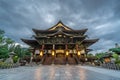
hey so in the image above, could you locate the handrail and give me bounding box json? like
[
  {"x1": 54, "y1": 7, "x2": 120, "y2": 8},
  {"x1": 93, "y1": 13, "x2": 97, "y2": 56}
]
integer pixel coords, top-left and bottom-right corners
[
  {"x1": 40, "y1": 54, "x2": 47, "y2": 64},
  {"x1": 74, "y1": 55, "x2": 80, "y2": 64}
]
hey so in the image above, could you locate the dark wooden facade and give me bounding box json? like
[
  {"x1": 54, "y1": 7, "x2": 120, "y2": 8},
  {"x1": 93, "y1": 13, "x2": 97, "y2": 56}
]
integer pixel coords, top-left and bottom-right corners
[{"x1": 21, "y1": 21, "x2": 99, "y2": 65}]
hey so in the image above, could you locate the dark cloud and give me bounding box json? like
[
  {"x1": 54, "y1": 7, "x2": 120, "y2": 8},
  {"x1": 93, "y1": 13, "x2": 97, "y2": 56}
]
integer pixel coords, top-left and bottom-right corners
[{"x1": 0, "y1": 0, "x2": 120, "y2": 53}]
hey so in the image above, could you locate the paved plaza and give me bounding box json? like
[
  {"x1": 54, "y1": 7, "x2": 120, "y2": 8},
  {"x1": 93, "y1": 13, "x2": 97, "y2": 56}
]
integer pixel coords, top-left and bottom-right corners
[{"x1": 0, "y1": 65, "x2": 120, "y2": 80}]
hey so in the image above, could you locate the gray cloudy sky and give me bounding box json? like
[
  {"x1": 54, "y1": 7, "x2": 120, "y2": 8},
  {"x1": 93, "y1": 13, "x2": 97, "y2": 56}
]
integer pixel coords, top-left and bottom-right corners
[{"x1": 0, "y1": 0, "x2": 120, "y2": 53}]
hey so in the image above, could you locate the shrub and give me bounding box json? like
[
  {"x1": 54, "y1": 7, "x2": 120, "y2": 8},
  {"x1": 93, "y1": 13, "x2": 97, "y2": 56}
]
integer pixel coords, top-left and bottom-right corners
[
  {"x1": 0, "y1": 61, "x2": 19, "y2": 69},
  {"x1": 13, "y1": 56, "x2": 19, "y2": 63}
]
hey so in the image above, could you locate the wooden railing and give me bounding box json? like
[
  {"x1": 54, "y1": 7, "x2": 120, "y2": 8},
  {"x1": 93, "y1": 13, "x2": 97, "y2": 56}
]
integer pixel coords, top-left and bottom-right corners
[
  {"x1": 40, "y1": 54, "x2": 47, "y2": 64},
  {"x1": 73, "y1": 55, "x2": 80, "y2": 64}
]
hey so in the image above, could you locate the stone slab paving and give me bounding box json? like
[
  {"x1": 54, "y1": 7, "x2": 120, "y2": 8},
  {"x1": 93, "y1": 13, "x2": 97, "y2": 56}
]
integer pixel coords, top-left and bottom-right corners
[
  {"x1": 80, "y1": 66, "x2": 120, "y2": 78},
  {"x1": 0, "y1": 65, "x2": 120, "y2": 80}
]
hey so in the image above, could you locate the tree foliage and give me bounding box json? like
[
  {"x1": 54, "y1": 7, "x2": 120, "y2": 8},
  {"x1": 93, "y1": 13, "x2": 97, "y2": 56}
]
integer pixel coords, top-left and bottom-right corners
[
  {"x1": 87, "y1": 53, "x2": 94, "y2": 57},
  {"x1": 112, "y1": 53, "x2": 119, "y2": 60},
  {"x1": 109, "y1": 48, "x2": 120, "y2": 54},
  {"x1": 0, "y1": 29, "x2": 31, "y2": 60},
  {"x1": 0, "y1": 46, "x2": 9, "y2": 58},
  {"x1": 0, "y1": 29, "x2": 10, "y2": 59}
]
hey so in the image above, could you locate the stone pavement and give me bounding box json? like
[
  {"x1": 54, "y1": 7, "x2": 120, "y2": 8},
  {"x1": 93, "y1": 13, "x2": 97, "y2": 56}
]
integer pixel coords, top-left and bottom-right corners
[
  {"x1": 80, "y1": 66, "x2": 120, "y2": 78},
  {"x1": 0, "y1": 65, "x2": 120, "y2": 80}
]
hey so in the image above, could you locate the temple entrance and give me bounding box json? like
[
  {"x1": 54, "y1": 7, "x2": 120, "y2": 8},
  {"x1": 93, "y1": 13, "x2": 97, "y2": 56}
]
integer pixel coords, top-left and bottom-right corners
[
  {"x1": 56, "y1": 50, "x2": 65, "y2": 57},
  {"x1": 55, "y1": 49, "x2": 65, "y2": 57},
  {"x1": 56, "y1": 53, "x2": 65, "y2": 57},
  {"x1": 54, "y1": 52, "x2": 66, "y2": 65},
  {"x1": 56, "y1": 50, "x2": 65, "y2": 54}
]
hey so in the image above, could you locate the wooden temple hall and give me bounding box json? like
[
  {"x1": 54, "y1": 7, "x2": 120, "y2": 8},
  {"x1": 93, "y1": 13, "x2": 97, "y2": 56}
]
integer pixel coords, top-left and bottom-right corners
[{"x1": 21, "y1": 21, "x2": 99, "y2": 65}]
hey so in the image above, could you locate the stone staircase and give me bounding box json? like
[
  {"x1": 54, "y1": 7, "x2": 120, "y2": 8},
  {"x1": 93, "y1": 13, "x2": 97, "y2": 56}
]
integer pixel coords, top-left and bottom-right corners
[
  {"x1": 42, "y1": 56, "x2": 53, "y2": 65},
  {"x1": 54, "y1": 57, "x2": 66, "y2": 65},
  {"x1": 67, "y1": 56, "x2": 77, "y2": 65}
]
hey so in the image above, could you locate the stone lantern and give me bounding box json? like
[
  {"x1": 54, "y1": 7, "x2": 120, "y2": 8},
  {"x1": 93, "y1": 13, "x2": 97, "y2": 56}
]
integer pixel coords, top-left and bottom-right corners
[{"x1": 5, "y1": 52, "x2": 15, "y2": 64}]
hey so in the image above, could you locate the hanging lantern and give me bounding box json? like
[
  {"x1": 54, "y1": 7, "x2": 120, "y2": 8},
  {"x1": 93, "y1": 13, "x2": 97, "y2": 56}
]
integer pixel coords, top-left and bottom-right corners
[
  {"x1": 52, "y1": 50, "x2": 55, "y2": 56},
  {"x1": 66, "y1": 50, "x2": 69, "y2": 56},
  {"x1": 40, "y1": 50, "x2": 43, "y2": 57},
  {"x1": 77, "y1": 50, "x2": 81, "y2": 56}
]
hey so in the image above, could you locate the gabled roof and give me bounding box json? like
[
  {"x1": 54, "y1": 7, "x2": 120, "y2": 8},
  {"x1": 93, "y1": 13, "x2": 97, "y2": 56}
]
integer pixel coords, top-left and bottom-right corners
[
  {"x1": 21, "y1": 39, "x2": 40, "y2": 47},
  {"x1": 32, "y1": 21, "x2": 88, "y2": 35},
  {"x1": 21, "y1": 21, "x2": 99, "y2": 49},
  {"x1": 82, "y1": 39, "x2": 99, "y2": 47},
  {"x1": 32, "y1": 28, "x2": 57, "y2": 34},
  {"x1": 47, "y1": 30, "x2": 73, "y2": 37},
  {"x1": 63, "y1": 28, "x2": 88, "y2": 34},
  {"x1": 83, "y1": 39, "x2": 99, "y2": 43},
  {"x1": 86, "y1": 49, "x2": 93, "y2": 52},
  {"x1": 73, "y1": 35, "x2": 87, "y2": 38},
  {"x1": 48, "y1": 21, "x2": 73, "y2": 31}
]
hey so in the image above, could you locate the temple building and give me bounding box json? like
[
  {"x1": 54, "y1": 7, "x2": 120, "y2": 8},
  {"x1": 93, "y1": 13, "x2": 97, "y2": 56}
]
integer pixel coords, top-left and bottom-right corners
[{"x1": 21, "y1": 21, "x2": 99, "y2": 65}]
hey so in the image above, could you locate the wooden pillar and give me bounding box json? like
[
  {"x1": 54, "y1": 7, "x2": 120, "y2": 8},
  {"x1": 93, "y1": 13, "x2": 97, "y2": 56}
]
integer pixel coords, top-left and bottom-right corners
[
  {"x1": 31, "y1": 48, "x2": 35, "y2": 56},
  {"x1": 40, "y1": 44, "x2": 44, "y2": 57},
  {"x1": 65, "y1": 44, "x2": 69, "y2": 64},
  {"x1": 84, "y1": 46, "x2": 87, "y2": 57},
  {"x1": 31, "y1": 48, "x2": 36, "y2": 63},
  {"x1": 53, "y1": 44, "x2": 55, "y2": 50},
  {"x1": 52, "y1": 44, "x2": 55, "y2": 55},
  {"x1": 71, "y1": 38, "x2": 73, "y2": 43},
  {"x1": 65, "y1": 44, "x2": 68, "y2": 50},
  {"x1": 30, "y1": 48, "x2": 35, "y2": 64},
  {"x1": 42, "y1": 44, "x2": 44, "y2": 50},
  {"x1": 76, "y1": 44, "x2": 78, "y2": 51},
  {"x1": 65, "y1": 44, "x2": 69, "y2": 56},
  {"x1": 52, "y1": 44, "x2": 55, "y2": 64}
]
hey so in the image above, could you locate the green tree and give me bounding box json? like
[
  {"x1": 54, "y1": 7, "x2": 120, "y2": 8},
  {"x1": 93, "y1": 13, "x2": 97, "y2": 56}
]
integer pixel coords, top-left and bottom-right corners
[
  {"x1": 0, "y1": 29, "x2": 31, "y2": 62},
  {"x1": 109, "y1": 48, "x2": 120, "y2": 54},
  {"x1": 95, "y1": 53, "x2": 105, "y2": 63},
  {"x1": 0, "y1": 45, "x2": 9, "y2": 59},
  {"x1": 112, "y1": 53, "x2": 119, "y2": 60},
  {"x1": 112, "y1": 53, "x2": 120, "y2": 64},
  {"x1": 87, "y1": 53, "x2": 94, "y2": 57},
  {"x1": 0, "y1": 29, "x2": 14, "y2": 59},
  {"x1": 0, "y1": 29, "x2": 8, "y2": 59},
  {"x1": 13, "y1": 45, "x2": 31, "y2": 58}
]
